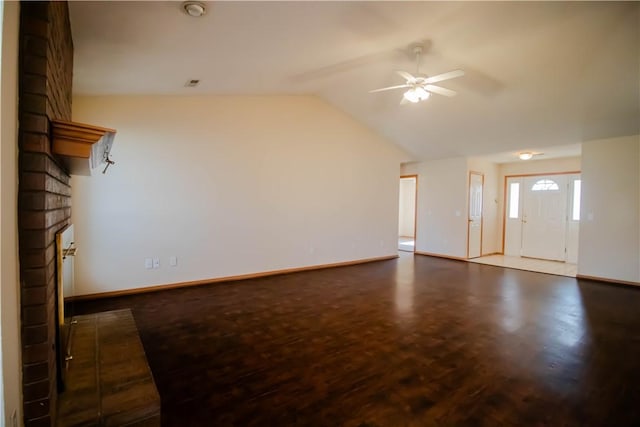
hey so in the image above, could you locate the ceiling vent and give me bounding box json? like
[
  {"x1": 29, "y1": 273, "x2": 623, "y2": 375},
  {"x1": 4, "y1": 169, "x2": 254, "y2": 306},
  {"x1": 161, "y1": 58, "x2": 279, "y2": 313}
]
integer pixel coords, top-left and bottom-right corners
[{"x1": 185, "y1": 79, "x2": 200, "y2": 87}]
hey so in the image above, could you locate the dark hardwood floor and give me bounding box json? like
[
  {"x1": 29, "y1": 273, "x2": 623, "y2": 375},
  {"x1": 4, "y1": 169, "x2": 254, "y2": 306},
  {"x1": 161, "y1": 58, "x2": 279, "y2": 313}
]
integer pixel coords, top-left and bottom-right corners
[{"x1": 73, "y1": 253, "x2": 640, "y2": 426}]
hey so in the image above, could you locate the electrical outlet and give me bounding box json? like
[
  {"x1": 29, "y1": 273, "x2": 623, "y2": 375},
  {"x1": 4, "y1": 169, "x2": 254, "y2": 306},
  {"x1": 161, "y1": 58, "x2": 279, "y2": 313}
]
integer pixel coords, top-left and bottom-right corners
[
  {"x1": 169, "y1": 256, "x2": 177, "y2": 267},
  {"x1": 144, "y1": 258, "x2": 153, "y2": 269},
  {"x1": 153, "y1": 258, "x2": 160, "y2": 269}
]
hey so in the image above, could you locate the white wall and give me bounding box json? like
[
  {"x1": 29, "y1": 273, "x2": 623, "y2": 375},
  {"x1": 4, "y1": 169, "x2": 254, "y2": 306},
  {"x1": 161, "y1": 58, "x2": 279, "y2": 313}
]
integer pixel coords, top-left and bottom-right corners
[
  {"x1": 402, "y1": 158, "x2": 468, "y2": 258},
  {"x1": 398, "y1": 177, "x2": 416, "y2": 237},
  {"x1": 467, "y1": 158, "x2": 500, "y2": 255},
  {"x1": 71, "y1": 96, "x2": 405, "y2": 295},
  {"x1": 578, "y1": 135, "x2": 640, "y2": 283},
  {"x1": 1, "y1": 1, "x2": 22, "y2": 424}
]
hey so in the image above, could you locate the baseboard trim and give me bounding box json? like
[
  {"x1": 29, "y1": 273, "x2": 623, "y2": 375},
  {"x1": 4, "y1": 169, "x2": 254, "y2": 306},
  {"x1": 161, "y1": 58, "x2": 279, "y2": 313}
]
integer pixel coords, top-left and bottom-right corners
[
  {"x1": 576, "y1": 274, "x2": 640, "y2": 288},
  {"x1": 67, "y1": 255, "x2": 400, "y2": 302},
  {"x1": 415, "y1": 251, "x2": 467, "y2": 261}
]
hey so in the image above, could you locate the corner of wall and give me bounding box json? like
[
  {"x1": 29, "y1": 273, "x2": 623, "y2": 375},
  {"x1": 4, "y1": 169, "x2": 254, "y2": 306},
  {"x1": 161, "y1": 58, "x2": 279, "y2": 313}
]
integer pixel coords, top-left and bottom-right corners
[
  {"x1": 312, "y1": 95, "x2": 413, "y2": 163},
  {"x1": 1, "y1": 0, "x2": 23, "y2": 425}
]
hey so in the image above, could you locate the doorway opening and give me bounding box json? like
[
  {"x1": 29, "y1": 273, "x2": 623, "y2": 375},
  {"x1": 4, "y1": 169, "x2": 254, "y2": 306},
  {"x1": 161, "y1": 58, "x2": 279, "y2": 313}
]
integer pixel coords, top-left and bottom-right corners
[{"x1": 398, "y1": 175, "x2": 417, "y2": 252}]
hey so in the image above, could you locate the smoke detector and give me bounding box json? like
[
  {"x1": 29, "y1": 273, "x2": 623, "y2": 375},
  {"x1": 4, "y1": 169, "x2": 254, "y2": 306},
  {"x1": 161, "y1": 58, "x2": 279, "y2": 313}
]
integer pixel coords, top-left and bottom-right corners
[{"x1": 182, "y1": 1, "x2": 206, "y2": 17}]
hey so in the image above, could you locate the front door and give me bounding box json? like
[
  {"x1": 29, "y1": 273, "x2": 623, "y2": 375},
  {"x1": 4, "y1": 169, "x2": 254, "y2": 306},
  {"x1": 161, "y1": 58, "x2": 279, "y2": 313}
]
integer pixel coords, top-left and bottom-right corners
[{"x1": 521, "y1": 175, "x2": 568, "y2": 261}]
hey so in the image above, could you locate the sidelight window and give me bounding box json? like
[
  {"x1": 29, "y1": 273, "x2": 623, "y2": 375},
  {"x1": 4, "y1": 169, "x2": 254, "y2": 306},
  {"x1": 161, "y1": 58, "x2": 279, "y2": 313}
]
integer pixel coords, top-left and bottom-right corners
[
  {"x1": 508, "y1": 182, "x2": 520, "y2": 219},
  {"x1": 572, "y1": 180, "x2": 581, "y2": 221}
]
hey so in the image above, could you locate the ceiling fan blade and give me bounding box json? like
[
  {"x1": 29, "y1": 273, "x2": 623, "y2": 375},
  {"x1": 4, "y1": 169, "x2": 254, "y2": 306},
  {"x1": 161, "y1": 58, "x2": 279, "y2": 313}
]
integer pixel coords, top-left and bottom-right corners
[
  {"x1": 399, "y1": 97, "x2": 410, "y2": 106},
  {"x1": 424, "y1": 69, "x2": 465, "y2": 84},
  {"x1": 396, "y1": 70, "x2": 416, "y2": 82},
  {"x1": 369, "y1": 84, "x2": 410, "y2": 93},
  {"x1": 425, "y1": 84, "x2": 457, "y2": 97}
]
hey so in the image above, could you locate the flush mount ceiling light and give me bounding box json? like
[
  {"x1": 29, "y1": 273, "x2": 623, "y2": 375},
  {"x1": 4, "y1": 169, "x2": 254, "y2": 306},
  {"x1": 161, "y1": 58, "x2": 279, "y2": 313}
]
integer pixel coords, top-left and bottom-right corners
[
  {"x1": 182, "y1": 1, "x2": 206, "y2": 17},
  {"x1": 518, "y1": 151, "x2": 543, "y2": 160}
]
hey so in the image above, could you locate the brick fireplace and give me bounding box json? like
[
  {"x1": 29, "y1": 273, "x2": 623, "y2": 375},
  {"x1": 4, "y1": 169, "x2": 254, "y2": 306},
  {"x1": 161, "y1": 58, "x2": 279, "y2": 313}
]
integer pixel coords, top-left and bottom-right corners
[{"x1": 18, "y1": 1, "x2": 73, "y2": 425}]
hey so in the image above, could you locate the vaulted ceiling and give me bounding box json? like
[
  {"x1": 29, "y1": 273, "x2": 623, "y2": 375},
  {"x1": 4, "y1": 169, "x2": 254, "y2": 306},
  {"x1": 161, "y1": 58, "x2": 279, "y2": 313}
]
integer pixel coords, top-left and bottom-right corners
[{"x1": 69, "y1": 1, "x2": 639, "y2": 162}]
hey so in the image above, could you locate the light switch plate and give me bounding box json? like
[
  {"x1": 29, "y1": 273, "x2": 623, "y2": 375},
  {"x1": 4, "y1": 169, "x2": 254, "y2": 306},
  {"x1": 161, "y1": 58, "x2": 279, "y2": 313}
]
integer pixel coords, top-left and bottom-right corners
[
  {"x1": 169, "y1": 256, "x2": 177, "y2": 267},
  {"x1": 153, "y1": 258, "x2": 160, "y2": 268}
]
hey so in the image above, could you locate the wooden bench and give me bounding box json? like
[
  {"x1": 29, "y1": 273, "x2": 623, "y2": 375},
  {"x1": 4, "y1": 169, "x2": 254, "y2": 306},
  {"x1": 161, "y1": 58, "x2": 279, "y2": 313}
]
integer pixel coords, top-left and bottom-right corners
[{"x1": 57, "y1": 309, "x2": 161, "y2": 426}]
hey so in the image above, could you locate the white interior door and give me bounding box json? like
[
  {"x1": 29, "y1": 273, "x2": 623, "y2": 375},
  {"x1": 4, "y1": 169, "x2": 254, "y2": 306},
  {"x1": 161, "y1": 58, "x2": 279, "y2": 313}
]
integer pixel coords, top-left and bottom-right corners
[
  {"x1": 468, "y1": 172, "x2": 483, "y2": 258},
  {"x1": 521, "y1": 175, "x2": 567, "y2": 261}
]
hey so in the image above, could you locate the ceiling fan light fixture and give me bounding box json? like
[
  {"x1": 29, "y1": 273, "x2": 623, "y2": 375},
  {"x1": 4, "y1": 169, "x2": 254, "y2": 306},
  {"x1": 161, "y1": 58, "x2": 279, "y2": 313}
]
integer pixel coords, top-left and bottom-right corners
[
  {"x1": 369, "y1": 42, "x2": 463, "y2": 103},
  {"x1": 182, "y1": 1, "x2": 206, "y2": 17},
  {"x1": 518, "y1": 152, "x2": 534, "y2": 160},
  {"x1": 404, "y1": 87, "x2": 430, "y2": 103}
]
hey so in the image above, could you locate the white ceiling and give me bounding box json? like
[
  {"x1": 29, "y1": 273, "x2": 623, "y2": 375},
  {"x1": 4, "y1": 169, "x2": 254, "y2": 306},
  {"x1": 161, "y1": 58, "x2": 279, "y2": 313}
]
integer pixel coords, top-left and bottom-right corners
[{"x1": 69, "y1": 1, "x2": 639, "y2": 162}]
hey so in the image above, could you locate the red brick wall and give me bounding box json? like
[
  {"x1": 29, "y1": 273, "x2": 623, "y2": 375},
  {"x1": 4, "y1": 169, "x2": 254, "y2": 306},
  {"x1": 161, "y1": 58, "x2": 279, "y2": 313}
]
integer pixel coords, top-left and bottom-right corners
[{"x1": 18, "y1": 1, "x2": 73, "y2": 425}]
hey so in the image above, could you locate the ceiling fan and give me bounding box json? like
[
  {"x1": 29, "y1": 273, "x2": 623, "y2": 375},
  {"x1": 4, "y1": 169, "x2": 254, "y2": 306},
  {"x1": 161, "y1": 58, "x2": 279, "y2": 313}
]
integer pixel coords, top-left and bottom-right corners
[{"x1": 370, "y1": 45, "x2": 464, "y2": 103}]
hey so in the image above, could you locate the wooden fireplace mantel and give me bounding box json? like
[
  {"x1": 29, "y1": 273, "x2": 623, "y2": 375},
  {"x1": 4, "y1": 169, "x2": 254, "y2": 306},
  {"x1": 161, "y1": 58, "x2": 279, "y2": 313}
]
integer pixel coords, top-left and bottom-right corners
[{"x1": 51, "y1": 119, "x2": 116, "y2": 175}]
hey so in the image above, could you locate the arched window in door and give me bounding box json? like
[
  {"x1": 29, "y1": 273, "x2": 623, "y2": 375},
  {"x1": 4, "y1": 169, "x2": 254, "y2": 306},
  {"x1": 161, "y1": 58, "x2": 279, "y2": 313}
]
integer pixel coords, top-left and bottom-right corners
[{"x1": 531, "y1": 179, "x2": 559, "y2": 191}]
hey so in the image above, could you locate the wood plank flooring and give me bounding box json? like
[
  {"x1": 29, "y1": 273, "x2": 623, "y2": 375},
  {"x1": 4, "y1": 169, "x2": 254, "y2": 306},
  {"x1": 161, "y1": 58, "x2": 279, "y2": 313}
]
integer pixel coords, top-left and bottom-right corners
[{"x1": 73, "y1": 253, "x2": 640, "y2": 426}]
